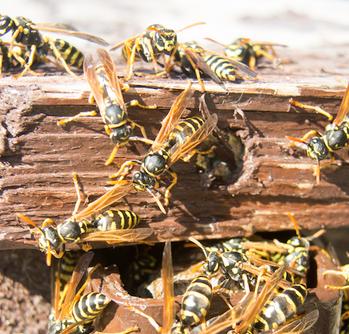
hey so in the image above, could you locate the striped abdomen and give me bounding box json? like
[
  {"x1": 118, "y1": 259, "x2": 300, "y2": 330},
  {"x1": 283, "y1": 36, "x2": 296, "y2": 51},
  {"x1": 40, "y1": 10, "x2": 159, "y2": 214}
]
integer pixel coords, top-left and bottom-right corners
[
  {"x1": 208, "y1": 237, "x2": 247, "y2": 253},
  {"x1": 57, "y1": 251, "x2": 79, "y2": 288},
  {"x1": 92, "y1": 209, "x2": 140, "y2": 231},
  {"x1": 54, "y1": 38, "x2": 84, "y2": 69},
  {"x1": 164, "y1": 116, "x2": 205, "y2": 156},
  {"x1": 72, "y1": 292, "x2": 110, "y2": 323},
  {"x1": 180, "y1": 275, "x2": 212, "y2": 327},
  {"x1": 203, "y1": 54, "x2": 237, "y2": 81},
  {"x1": 254, "y1": 284, "x2": 307, "y2": 331}
]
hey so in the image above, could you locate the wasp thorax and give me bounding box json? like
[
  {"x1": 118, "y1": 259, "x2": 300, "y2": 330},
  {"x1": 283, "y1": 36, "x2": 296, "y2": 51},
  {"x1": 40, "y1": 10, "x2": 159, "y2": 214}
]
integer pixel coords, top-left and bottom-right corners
[
  {"x1": 133, "y1": 171, "x2": 156, "y2": 190},
  {"x1": 39, "y1": 226, "x2": 61, "y2": 252},
  {"x1": 326, "y1": 128, "x2": 347, "y2": 150},
  {"x1": 307, "y1": 137, "x2": 329, "y2": 161},
  {"x1": 143, "y1": 153, "x2": 166, "y2": 175},
  {"x1": 110, "y1": 124, "x2": 132, "y2": 144},
  {"x1": 57, "y1": 220, "x2": 82, "y2": 243}
]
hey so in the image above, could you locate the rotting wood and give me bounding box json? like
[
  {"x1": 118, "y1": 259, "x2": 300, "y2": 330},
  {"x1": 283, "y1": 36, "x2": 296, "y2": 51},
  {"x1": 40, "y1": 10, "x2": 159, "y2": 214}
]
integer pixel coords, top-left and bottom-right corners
[{"x1": 1, "y1": 61, "x2": 349, "y2": 250}]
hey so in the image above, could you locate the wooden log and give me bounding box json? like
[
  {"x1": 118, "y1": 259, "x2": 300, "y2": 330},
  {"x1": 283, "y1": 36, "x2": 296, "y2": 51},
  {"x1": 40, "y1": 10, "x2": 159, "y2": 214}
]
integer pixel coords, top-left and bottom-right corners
[{"x1": 1, "y1": 68, "x2": 349, "y2": 249}]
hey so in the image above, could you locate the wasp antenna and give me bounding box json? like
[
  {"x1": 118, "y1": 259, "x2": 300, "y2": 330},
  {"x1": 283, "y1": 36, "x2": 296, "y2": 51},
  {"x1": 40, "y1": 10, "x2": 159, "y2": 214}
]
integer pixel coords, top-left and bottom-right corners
[
  {"x1": 177, "y1": 21, "x2": 206, "y2": 33},
  {"x1": 17, "y1": 213, "x2": 44, "y2": 234},
  {"x1": 287, "y1": 212, "x2": 302, "y2": 239},
  {"x1": 188, "y1": 237, "x2": 208, "y2": 258},
  {"x1": 307, "y1": 229, "x2": 326, "y2": 241}
]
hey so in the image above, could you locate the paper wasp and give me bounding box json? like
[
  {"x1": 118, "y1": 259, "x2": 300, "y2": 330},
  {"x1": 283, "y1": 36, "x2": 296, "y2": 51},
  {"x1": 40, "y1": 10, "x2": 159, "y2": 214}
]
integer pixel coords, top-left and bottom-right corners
[
  {"x1": 49, "y1": 252, "x2": 110, "y2": 334},
  {"x1": 206, "y1": 37, "x2": 286, "y2": 70},
  {"x1": 109, "y1": 22, "x2": 204, "y2": 80},
  {"x1": 166, "y1": 41, "x2": 257, "y2": 91},
  {"x1": 17, "y1": 173, "x2": 152, "y2": 266},
  {"x1": 286, "y1": 84, "x2": 349, "y2": 183},
  {"x1": 200, "y1": 265, "x2": 318, "y2": 334},
  {"x1": 57, "y1": 48, "x2": 156, "y2": 165},
  {"x1": 108, "y1": 82, "x2": 218, "y2": 213},
  {"x1": 0, "y1": 15, "x2": 108, "y2": 77}
]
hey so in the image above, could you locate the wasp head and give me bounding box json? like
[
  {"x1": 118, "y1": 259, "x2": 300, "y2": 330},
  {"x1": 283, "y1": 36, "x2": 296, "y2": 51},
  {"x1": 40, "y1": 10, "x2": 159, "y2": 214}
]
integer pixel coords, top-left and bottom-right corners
[
  {"x1": 307, "y1": 137, "x2": 329, "y2": 161},
  {"x1": 149, "y1": 24, "x2": 177, "y2": 54},
  {"x1": 132, "y1": 170, "x2": 156, "y2": 191},
  {"x1": 38, "y1": 226, "x2": 62, "y2": 253},
  {"x1": 110, "y1": 124, "x2": 132, "y2": 145}
]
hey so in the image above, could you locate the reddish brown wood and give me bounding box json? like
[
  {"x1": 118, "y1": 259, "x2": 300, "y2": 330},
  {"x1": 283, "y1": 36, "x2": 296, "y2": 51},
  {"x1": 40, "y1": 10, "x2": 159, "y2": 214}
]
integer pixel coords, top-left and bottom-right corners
[{"x1": 1, "y1": 57, "x2": 349, "y2": 249}]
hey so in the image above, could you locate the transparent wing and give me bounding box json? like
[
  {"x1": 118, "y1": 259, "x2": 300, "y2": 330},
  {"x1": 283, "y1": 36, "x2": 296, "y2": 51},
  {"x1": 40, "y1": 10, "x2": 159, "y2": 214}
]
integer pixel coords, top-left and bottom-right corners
[
  {"x1": 151, "y1": 82, "x2": 194, "y2": 152},
  {"x1": 334, "y1": 84, "x2": 349, "y2": 125},
  {"x1": 71, "y1": 180, "x2": 133, "y2": 221},
  {"x1": 58, "y1": 252, "x2": 94, "y2": 320},
  {"x1": 96, "y1": 48, "x2": 125, "y2": 105},
  {"x1": 266, "y1": 309, "x2": 319, "y2": 334},
  {"x1": 80, "y1": 228, "x2": 153, "y2": 244},
  {"x1": 168, "y1": 95, "x2": 218, "y2": 166},
  {"x1": 33, "y1": 23, "x2": 108, "y2": 46},
  {"x1": 162, "y1": 241, "x2": 175, "y2": 333},
  {"x1": 184, "y1": 48, "x2": 223, "y2": 85}
]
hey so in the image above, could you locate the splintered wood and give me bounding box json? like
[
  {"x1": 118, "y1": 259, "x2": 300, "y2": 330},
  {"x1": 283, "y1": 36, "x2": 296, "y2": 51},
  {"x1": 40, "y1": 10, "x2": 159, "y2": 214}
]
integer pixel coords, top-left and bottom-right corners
[{"x1": 1, "y1": 52, "x2": 349, "y2": 249}]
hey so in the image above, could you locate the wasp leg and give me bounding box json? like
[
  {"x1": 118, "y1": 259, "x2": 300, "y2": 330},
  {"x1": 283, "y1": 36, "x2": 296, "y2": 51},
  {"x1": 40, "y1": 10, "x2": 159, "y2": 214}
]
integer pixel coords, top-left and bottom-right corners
[
  {"x1": 109, "y1": 160, "x2": 141, "y2": 181},
  {"x1": 248, "y1": 55, "x2": 257, "y2": 71},
  {"x1": 325, "y1": 284, "x2": 349, "y2": 290},
  {"x1": 8, "y1": 27, "x2": 21, "y2": 53},
  {"x1": 72, "y1": 172, "x2": 86, "y2": 216},
  {"x1": 105, "y1": 145, "x2": 120, "y2": 166},
  {"x1": 15, "y1": 44, "x2": 38, "y2": 78},
  {"x1": 164, "y1": 169, "x2": 178, "y2": 207},
  {"x1": 125, "y1": 39, "x2": 140, "y2": 81},
  {"x1": 126, "y1": 99, "x2": 157, "y2": 110},
  {"x1": 323, "y1": 269, "x2": 347, "y2": 279},
  {"x1": 256, "y1": 49, "x2": 276, "y2": 62},
  {"x1": 81, "y1": 243, "x2": 93, "y2": 252},
  {"x1": 185, "y1": 53, "x2": 206, "y2": 92},
  {"x1": 88, "y1": 92, "x2": 95, "y2": 104},
  {"x1": 129, "y1": 136, "x2": 154, "y2": 146},
  {"x1": 0, "y1": 55, "x2": 3, "y2": 77},
  {"x1": 57, "y1": 110, "x2": 98, "y2": 126},
  {"x1": 289, "y1": 99, "x2": 333, "y2": 121},
  {"x1": 47, "y1": 39, "x2": 79, "y2": 77},
  {"x1": 129, "y1": 119, "x2": 148, "y2": 139}
]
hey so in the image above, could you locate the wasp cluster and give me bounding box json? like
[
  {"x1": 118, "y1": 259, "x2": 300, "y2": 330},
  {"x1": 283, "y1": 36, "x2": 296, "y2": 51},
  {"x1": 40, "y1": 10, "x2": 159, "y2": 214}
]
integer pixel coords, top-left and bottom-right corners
[{"x1": 6, "y1": 15, "x2": 348, "y2": 334}]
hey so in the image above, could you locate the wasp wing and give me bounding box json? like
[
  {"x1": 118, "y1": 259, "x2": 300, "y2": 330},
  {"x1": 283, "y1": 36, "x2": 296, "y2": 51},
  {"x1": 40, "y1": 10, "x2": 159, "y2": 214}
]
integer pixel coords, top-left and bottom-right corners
[
  {"x1": 151, "y1": 82, "x2": 194, "y2": 152},
  {"x1": 80, "y1": 228, "x2": 153, "y2": 244},
  {"x1": 33, "y1": 23, "x2": 108, "y2": 46},
  {"x1": 71, "y1": 180, "x2": 133, "y2": 221},
  {"x1": 334, "y1": 84, "x2": 349, "y2": 125},
  {"x1": 184, "y1": 48, "x2": 223, "y2": 85},
  {"x1": 58, "y1": 252, "x2": 94, "y2": 320},
  {"x1": 96, "y1": 48, "x2": 125, "y2": 105},
  {"x1": 265, "y1": 309, "x2": 319, "y2": 334},
  {"x1": 167, "y1": 95, "x2": 217, "y2": 166},
  {"x1": 162, "y1": 241, "x2": 175, "y2": 333}
]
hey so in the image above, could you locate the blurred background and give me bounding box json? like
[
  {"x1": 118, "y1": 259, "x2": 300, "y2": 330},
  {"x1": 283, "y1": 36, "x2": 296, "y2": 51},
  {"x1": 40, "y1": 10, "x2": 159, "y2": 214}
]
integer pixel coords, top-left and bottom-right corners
[
  {"x1": 2, "y1": 0, "x2": 349, "y2": 49},
  {"x1": 0, "y1": 1, "x2": 349, "y2": 333}
]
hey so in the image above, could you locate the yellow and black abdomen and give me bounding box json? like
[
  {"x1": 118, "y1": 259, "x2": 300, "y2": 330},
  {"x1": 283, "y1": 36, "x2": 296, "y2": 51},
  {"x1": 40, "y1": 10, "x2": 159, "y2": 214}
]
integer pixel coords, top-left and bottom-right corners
[
  {"x1": 54, "y1": 38, "x2": 84, "y2": 69},
  {"x1": 56, "y1": 251, "x2": 80, "y2": 289},
  {"x1": 203, "y1": 54, "x2": 237, "y2": 81},
  {"x1": 180, "y1": 274, "x2": 212, "y2": 327},
  {"x1": 165, "y1": 116, "x2": 205, "y2": 155},
  {"x1": 253, "y1": 284, "x2": 307, "y2": 331},
  {"x1": 72, "y1": 292, "x2": 110, "y2": 323},
  {"x1": 92, "y1": 209, "x2": 140, "y2": 231}
]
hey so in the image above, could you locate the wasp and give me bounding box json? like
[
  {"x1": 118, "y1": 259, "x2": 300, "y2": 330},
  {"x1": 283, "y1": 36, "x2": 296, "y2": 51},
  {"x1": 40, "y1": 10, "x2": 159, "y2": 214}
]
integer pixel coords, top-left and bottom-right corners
[
  {"x1": 17, "y1": 173, "x2": 151, "y2": 266},
  {"x1": 198, "y1": 266, "x2": 318, "y2": 334},
  {"x1": 108, "y1": 83, "x2": 218, "y2": 213},
  {"x1": 206, "y1": 37, "x2": 286, "y2": 70},
  {"x1": 286, "y1": 84, "x2": 349, "y2": 183},
  {"x1": 109, "y1": 22, "x2": 204, "y2": 80},
  {"x1": 48, "y1": 252, "x2": 111, "y2": 334},
  {"x1": 57, "y1": 48, "x2": 156, "y2": 165},
  {"x1": 166, "y1": 41, "x2": 257, "y2": 92},
  {"x1": 0, "y1": 15, "x2": 108, "y2": 77}
]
